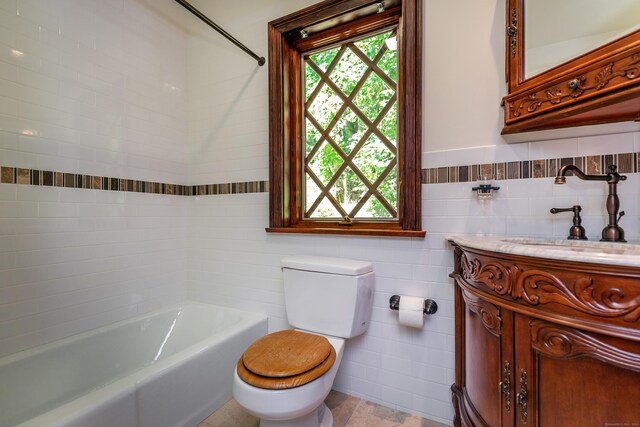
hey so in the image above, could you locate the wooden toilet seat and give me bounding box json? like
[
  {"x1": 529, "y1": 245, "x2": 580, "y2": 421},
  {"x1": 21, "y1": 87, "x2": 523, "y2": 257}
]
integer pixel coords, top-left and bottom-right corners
[{"x1": 237, "y1": 330, "x2": 336, "y2": 390}]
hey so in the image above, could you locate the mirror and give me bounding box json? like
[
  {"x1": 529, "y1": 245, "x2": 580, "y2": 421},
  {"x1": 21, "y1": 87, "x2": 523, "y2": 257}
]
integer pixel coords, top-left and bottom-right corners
[
  {"x1": 525, "y1": 0, "x2": 640, "y2": 78},
  {"x1": 502, "y1": 0, "x2": 640, "y2": 135}
]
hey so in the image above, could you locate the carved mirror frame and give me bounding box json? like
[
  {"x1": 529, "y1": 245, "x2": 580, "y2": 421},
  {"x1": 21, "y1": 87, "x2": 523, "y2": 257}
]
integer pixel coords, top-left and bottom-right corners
[{"x1": 502, "y1": 0, "x2": 640, "y2": 134}]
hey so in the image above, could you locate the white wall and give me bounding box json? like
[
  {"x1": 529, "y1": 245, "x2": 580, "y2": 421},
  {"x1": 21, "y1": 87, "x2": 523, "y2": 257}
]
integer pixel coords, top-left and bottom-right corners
[
  {"x1": 0, "y1": 0, "x2": 191, "y2": 357},
  {"x1": 424, "y1": 0, "x2": 505, "y2": 151},
  {"x1": 186, "y1": 0, "x2": 310, "y2": 184}
]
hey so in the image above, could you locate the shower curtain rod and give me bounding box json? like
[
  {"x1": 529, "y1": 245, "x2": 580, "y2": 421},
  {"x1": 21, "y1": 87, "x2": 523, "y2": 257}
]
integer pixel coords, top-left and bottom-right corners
[{"x1": 174, "y1": 0, "x2": 265, "y2": 66}]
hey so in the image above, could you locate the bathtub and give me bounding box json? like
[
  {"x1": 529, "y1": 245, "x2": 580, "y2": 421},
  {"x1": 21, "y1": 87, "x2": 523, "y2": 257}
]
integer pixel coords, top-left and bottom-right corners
[{"x1": 0, "y1": 302, "x2": 268, "y2": 427}]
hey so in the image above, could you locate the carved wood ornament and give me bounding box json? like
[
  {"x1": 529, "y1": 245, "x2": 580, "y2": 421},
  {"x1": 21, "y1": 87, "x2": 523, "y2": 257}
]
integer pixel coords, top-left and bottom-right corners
[
  {"x1": 507, "y1": 7, "x2": 517, "y2": 57},
  {"x1": 461, "y1": 288, "x2": 502, "y2": 336},
  {"x1": 516, "y1": 270, "x2": 640, "y2": 322},
  {"x1": 460, "y1": 252, "x2": 640, "y2": 323},
  {"x1": 531, "y1": 320, "x2": 640, "y2": 372},
  {"x1": 507, "y1": 54, "x2": 640, "y2": 120},
  {"x1": 461, "y1": 253, "x2": 514, "y2": 295}
]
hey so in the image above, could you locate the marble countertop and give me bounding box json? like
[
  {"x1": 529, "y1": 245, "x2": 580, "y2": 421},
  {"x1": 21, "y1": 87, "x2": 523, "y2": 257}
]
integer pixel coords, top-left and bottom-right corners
[{"x1": 448, "y1": 235, "x2": 640, "y2": 268}]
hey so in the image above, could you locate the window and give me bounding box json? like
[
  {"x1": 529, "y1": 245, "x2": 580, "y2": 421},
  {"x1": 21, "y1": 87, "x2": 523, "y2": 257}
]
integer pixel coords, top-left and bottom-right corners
[
  {"x1": 267, "y1": 0, "x2": 423, "y2": 237},
  {"x1": 305, "y1": 30, "x2": 398, "y2": 220}
]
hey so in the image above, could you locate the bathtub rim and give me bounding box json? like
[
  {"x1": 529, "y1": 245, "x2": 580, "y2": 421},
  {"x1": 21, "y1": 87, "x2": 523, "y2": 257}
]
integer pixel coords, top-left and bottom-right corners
[
  {"x1": 3, "y1": 301, "x2": 268, "y2": 427},
  {"x1": 0, "y1": 301, "x2": 265, "y2": 367}
]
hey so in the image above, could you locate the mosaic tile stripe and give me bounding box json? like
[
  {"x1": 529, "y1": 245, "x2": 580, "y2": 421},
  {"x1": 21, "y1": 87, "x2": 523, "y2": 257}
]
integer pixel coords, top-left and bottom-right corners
[
  {"x1": 0, "y1": 166, "x2": 268, "y2": 197},
  {"x1": 192, "y1": 180, "x2": 268, "y2": 196},
  {"x1": 422, "y1": 152, "x2": 640, "y2": 184},
  {"x1": 2, "y1": 152, "x2": 636, "y2": 195}
]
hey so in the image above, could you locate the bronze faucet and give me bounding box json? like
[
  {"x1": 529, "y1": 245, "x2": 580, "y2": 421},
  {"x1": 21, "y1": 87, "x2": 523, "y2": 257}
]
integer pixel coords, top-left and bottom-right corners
[
  {"x1": 550, "y1": 205, "x2": 587, "y2": 240},
  {"x1": 554, "y1": 164, "x2": 626, "y2": 242}
]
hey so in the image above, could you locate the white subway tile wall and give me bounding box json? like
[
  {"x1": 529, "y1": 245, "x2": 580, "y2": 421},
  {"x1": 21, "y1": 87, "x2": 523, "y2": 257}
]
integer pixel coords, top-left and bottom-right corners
[
  {"x1": 577, "y1": 132, "x2": 635, "y2": 156},
  {"x1": 0, "y1": 1, "x2": 190, "y2": 183},
  {"x1": 528, "y1": 137, "x2": 578, "y2": 160},
  {"x1": 0, "y1": 1, "x2": 190, "y2": 357}
]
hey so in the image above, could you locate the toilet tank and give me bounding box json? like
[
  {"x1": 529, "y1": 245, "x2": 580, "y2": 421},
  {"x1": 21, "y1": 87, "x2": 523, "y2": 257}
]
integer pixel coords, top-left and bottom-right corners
[{"x1": 281, "y1": 256, "x2": 374, "y2": 339}]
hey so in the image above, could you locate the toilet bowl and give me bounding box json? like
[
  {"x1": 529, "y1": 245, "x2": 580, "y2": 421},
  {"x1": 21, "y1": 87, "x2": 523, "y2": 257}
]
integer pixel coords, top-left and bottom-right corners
[
  {"x1": 232, "y1": 333, "x2": 345, "y2": 427},
  {"x1": 232, "y1": 256, "x2": 374, "y2": 427}
]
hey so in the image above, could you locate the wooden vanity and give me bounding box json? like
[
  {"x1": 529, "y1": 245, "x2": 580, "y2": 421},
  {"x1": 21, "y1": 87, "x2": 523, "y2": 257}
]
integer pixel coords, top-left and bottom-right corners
[{"x1": 449, "y1": 237, "x2": 640, "y2": 427}]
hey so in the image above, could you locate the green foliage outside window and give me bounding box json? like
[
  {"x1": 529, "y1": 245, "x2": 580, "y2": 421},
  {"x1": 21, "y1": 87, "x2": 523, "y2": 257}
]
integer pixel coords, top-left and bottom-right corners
[{"x1": 304, "y1": 31, "x2": 398, "y2": 219}]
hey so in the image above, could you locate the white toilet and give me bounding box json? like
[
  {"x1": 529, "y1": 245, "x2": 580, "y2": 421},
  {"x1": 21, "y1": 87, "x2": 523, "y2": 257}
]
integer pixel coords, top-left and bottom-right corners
[{"x1": 232, "y1": 256, "x2": 374, "y2": 427}]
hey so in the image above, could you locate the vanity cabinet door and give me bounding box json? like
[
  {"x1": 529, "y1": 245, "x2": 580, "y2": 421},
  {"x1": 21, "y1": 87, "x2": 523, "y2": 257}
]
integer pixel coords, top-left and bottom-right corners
[
  {"x1": 455, "y1": 287, "x2": 515, "y2": 427},
  {"x1": 515, "y1": 315, "x2": 640, "y2": 427}
]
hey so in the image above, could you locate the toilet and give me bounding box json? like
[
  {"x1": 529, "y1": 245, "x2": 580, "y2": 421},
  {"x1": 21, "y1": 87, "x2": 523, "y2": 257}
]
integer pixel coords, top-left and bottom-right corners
[{"x1": 232, "y1": 256, "x2": 375, "y2": 427}]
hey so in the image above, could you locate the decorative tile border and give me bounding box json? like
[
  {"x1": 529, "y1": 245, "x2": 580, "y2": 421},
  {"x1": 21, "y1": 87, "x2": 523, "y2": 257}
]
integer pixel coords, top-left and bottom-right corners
[
  {"x1": 0, "y1": 166, "x2": 268, "y2": 196},
  {"x1": 192, "y1": 180, "x2": 268, "y2": 196},
  {"x1": 422, "y1": 152, "x2": 639, "y2": 184},
  {"x1": 2, "y1": 152, "x2": 637, "y2": 196}
]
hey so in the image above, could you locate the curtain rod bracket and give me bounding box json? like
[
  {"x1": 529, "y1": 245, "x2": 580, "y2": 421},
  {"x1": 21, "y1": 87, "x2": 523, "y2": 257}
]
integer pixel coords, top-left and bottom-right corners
[{"x1": 174, "y1": 0, "x2": 265, "y2": 66}]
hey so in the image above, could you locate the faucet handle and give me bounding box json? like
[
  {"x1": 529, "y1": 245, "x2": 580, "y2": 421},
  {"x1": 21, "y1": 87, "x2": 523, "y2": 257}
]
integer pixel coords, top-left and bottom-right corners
[
  {"x1": 550, "y1": 207, "x2": 576, "y2": 214},
  {"x1": 550, "y1": 205, "x2": 581, "y2": 215},
  {"x1": 550, "y1": 205, "x2": 588, "y2": 240}
]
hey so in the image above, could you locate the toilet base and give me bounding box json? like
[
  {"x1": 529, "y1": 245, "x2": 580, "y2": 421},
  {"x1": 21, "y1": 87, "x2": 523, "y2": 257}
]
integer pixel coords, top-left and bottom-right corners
[{"x1": 259, "y1": 402, "x2": 333, "y2": 427}]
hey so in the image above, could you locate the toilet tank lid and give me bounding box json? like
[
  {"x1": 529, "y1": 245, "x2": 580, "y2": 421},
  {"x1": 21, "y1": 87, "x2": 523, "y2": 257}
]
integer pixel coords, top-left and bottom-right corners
[{"x1": 281, "y1": 256, "x2": 373, "y2": 276}]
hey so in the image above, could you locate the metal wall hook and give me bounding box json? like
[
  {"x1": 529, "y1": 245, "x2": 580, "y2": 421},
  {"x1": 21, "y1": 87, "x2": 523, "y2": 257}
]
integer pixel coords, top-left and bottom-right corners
[
  {"x1": 472, "y1": 175, "x2": 499, "y2": 199},
  {"x1": 389, "y1": 295, "x2": 438, "y2": 315},
  {"x1": 472, "y1": 183, "x2": 500, "y2": 195}
]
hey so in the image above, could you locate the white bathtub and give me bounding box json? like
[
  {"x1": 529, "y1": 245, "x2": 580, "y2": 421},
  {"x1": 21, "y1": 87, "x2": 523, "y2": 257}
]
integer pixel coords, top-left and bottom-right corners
[{"x1": 0, "y1": 302, "x2": 267, "y2": 427}]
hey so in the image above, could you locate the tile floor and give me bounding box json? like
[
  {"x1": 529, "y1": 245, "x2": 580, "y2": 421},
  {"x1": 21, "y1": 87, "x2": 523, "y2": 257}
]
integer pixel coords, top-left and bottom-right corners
[{"x1": 199, "y1": 390, "x2": 449, "y2": 427}]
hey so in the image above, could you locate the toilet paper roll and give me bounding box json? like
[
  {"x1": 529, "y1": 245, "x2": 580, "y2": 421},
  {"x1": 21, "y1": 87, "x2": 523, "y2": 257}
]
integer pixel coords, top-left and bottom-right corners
[{"x1": 398, "y1": 296, "x2": 424, "y2": 328}]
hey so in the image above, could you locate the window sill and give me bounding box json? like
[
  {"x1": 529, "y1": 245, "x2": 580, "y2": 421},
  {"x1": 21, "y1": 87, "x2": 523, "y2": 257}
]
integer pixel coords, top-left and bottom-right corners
[{"x1": 265, "y1": 227, "x2": 426, "y2": 238}]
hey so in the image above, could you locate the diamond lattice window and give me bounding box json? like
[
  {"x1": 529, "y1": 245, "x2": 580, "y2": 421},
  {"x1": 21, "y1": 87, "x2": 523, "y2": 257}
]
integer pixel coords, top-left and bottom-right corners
[
  {"x1": 268, "y1": 0, "x2": 423, "y2": 237},
  {"x1": 303, "y1": 31, "x2": 398, "y2": 220}
]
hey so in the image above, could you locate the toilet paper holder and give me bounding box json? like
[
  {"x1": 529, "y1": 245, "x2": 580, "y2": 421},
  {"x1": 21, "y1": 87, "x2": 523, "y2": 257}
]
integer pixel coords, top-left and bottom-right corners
[{"x1": 389, "y1": 295, "x2": 438, "y2": 315}]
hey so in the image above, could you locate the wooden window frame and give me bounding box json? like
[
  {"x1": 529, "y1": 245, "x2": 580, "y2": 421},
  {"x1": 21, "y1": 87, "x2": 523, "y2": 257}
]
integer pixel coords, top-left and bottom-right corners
[{"x1": 266, "y1": 0, "x2": 424, "y2": 237}]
